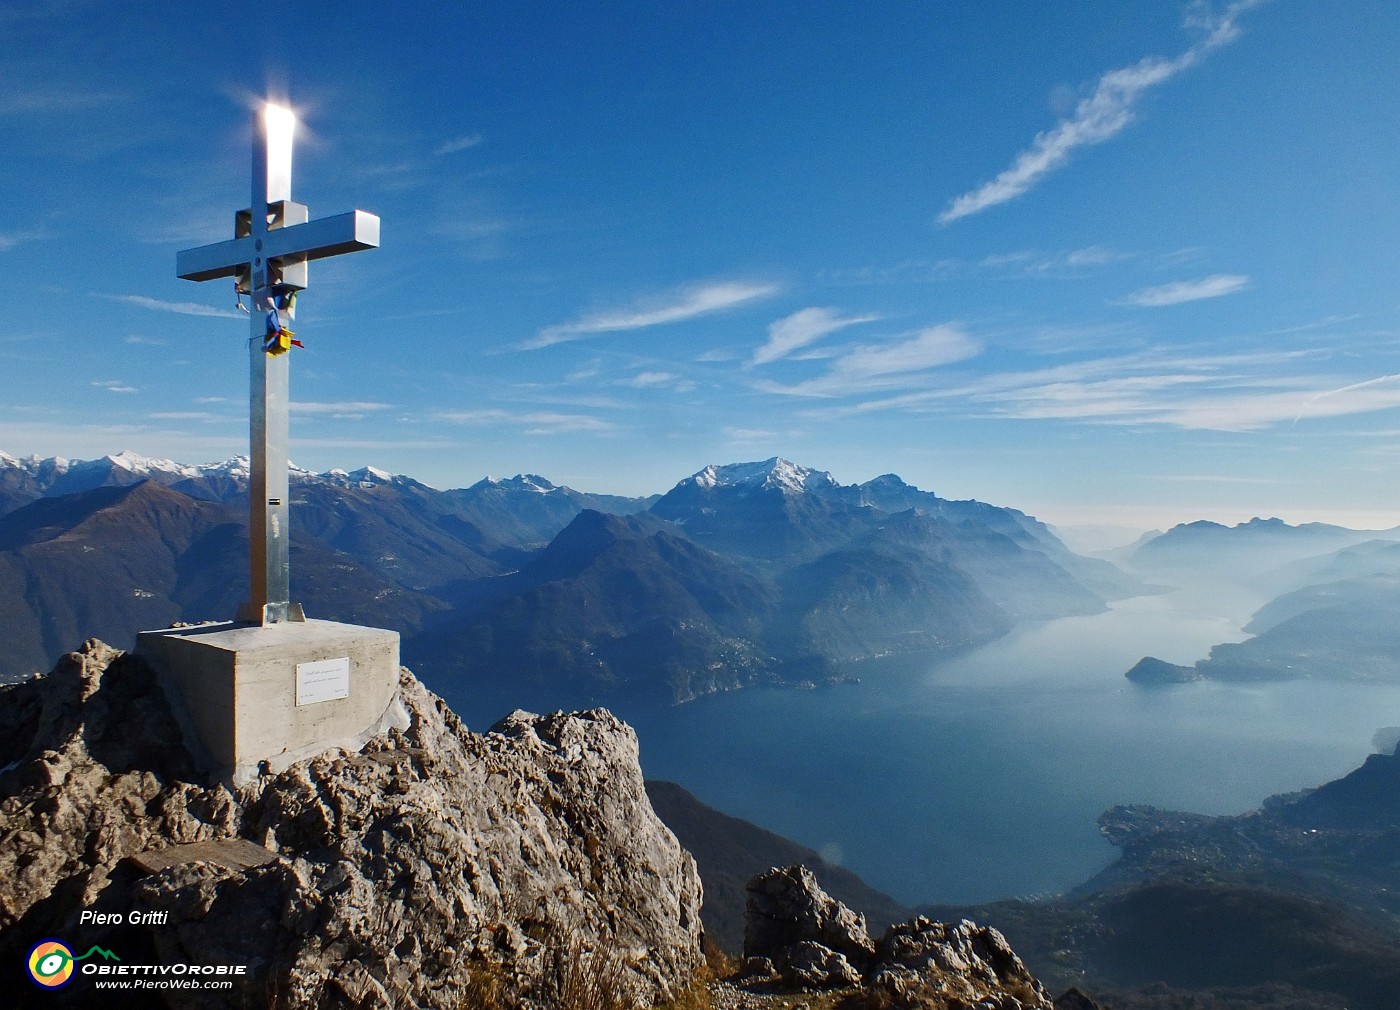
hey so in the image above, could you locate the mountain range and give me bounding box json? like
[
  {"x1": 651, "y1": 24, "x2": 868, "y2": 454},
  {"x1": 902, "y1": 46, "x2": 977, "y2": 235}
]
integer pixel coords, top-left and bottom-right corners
[
  {"x1": 1120, "y1": 517, "x2": 1400, "y2": 686},
  {"x1": 0, "y1": 450, "x2": 1131, "y2": 702},
  {"x1": 1124, "y1": 516, "x2": 1400, "y2": 593}
]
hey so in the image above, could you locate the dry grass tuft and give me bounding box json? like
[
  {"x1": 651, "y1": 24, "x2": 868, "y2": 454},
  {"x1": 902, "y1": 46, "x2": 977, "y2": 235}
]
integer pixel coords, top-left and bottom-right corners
[{"x1": 543, "y1": 933, "x2": 638, "y2": 1010}]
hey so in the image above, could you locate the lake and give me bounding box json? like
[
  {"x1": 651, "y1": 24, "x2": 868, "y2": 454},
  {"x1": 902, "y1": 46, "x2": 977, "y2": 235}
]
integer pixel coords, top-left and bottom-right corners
[{"x1": 441, "y1": 584, "x2": 1400, "y2": 907}]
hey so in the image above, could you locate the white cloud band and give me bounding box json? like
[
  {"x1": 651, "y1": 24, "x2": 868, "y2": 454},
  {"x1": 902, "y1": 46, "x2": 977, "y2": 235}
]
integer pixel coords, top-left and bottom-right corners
[
  {"x1": 753, "y1": 307, "x2": 880, "y2": 366},
  {"x1": 1121, "y1": 274, "x2": 1250, "y2": 307},
  {"x1": 525, "y1": 281, "x2": 780, "y2": 350},
  {"x1": 940, "y1": 0, "x2": 1263, "y2": 223}
]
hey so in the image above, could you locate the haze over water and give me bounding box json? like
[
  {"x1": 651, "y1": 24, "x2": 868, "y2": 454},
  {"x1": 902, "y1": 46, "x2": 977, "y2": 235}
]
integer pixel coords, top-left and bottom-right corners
[{"x1": 604, "y1": 585, "x2": 1397, "y2": 906}]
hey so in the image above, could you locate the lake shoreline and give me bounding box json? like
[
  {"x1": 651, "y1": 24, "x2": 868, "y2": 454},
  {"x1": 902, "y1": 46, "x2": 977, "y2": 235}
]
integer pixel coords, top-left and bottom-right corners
[{"x1": 438, "y1": 587, "x2": 1398, "y2": 906}]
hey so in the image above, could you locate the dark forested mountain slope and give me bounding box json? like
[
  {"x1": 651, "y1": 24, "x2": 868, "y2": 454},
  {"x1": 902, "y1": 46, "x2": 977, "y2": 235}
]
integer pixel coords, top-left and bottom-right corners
[
  {"x1": 0, "y1": 480, "x2": 446, "y2": 679},
  {"x1": 412, "y1": 510, "x2": 798, "y2": 705},
  {"x1": 644, "y1": 779, "x2": 911, "y2": 954}
]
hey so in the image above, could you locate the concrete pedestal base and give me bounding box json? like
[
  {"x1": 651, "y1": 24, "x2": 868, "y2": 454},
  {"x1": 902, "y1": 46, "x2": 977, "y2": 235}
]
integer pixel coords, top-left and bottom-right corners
[{"x1": 136, "y1": 620, "x2": 407, "y2": 787}]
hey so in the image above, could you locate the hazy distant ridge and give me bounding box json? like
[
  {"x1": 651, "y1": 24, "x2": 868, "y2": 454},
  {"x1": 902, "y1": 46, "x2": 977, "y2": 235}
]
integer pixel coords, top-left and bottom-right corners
[{"x1": 1124, "y1": 517, "x2": 1400, "y2": 686}]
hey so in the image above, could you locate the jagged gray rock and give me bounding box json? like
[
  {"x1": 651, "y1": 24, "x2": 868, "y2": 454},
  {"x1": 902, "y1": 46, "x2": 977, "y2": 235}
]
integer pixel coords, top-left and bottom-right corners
[
  {"x1": 782, "y1": 938, "x2": 863, "y2": 988},
  {"x1": 738, "y1": 865, "x2": 1058, "y2": 1005},
  {"x1": 743, "y1": 864, "x2": 874, "y2": 968},
  {"x1": 0, "y1": 640, "x2": 703, "y2": 1008},
  {"x1": 867, "y1": 916, "x2": 1053, "y2": 1010}
]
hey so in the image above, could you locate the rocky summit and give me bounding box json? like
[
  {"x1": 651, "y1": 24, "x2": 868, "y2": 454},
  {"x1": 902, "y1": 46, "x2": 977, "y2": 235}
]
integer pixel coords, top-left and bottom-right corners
[
  {"x1": 0, "y1": 639, "x2": 1068, "y2": 1009},
  {"x1": 0, "y1": 640, "x2": 702, "y2": 1008}
]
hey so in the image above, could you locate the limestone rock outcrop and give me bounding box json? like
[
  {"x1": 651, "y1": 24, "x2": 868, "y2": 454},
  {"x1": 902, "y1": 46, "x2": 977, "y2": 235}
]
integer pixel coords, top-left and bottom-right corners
[
  {"x1": 743, "y1": 864, "x2": 874, "y2": 969},
  {"x1": 742, "y1": 864, "x2": 1052, "y2": 1008},
  {"x1": 867, "y1": 916, "x2": 1052, "y2": 1009},
  {"x1": 0, "y1": 639, "x2": 703, "y2": 1008}
]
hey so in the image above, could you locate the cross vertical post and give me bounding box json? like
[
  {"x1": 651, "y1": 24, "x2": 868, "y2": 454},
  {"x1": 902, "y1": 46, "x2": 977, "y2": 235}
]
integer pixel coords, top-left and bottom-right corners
[
  {"x1": 248, "y1": 104, "x2": 298, "y2": 625},
  {"x1": 176, "y1": 103, "x2": 380, "y2": 626}
]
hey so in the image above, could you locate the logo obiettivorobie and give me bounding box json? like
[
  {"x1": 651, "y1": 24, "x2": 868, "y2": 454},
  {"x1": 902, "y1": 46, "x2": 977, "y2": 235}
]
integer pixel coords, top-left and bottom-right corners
[{"x1": 27, "y1": 939, "x2": 120, "y2": 989}]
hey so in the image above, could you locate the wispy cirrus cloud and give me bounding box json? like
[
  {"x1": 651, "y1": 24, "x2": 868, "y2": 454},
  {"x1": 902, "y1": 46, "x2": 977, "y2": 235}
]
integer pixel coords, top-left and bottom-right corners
[
  {"x1": 0, "y1": 84, "x2": 122, "y2": 117},
  {"x1": 757, "y1": 324, "x2": 982, "y2": 397},
  {"x1": 428, "y1": 196, "x2": 519, "y2": 260},
  {"x1": 624, "y1": 371, "x2": 681, "y2": 388},
  {"x1": 836, "y1": 325, "x2": 982, "y2": 381},
  {"x1": 435, "y1": 408, "x2": 616, "y2": 435},
  {"x1": 1120, "y1": 274, "x2": 1250, "y2": 307},
  {"x1": 435, "y1": 133, "x2": 483, "y2": 155},
  {"x1": 524, "y1": 281, "x2": 780, "y2": 350},
  {"x1": 0, "y1": 229, "x2": 43, "y2": 252},
  {"x1": 1159, "y1": 385, "x2": 1400, "y2": 430},
  {"x1": 1293, "y1": 373, "x2": 1400, "y2": 421},
  {"x1": 434, "y1": 217, "x2": 514, "y2": 242},
  {"x1": 979, "y1": 245, "x2": 1133, "y2": 274},
  {"x1": 291, "y1": 401, "x2": 393, "y2": 415},
  {"x1": 796, "y1": 347, "x2": 1400, "y2": 432},
  {"x1": 723, "y1": 426, "x2": 784, "y2": 442},
  {"x1": 828, "y1": 246, "x2": 1131, "y2": 285},
  {"x1": 104, "y1": 294, "x2": 243, "y2": 320},
  {"x1": 752, "y1": 307, "x2": 881, "y2": 366},
  {"x1": 149, "y1": 411, "x2": 224, "y2": 422},
  {"x1": 940, "y1": 0, "x2": 1264, "y2": 223},
  {"x1": 92, "y1": 379, "x2": 138, "y2": 394}
]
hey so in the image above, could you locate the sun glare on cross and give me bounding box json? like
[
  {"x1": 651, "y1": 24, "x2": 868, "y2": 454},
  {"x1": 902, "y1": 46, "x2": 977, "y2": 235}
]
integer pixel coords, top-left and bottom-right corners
[{"x1": 263, "y1": 103, "x2": 296, "y2": 204}]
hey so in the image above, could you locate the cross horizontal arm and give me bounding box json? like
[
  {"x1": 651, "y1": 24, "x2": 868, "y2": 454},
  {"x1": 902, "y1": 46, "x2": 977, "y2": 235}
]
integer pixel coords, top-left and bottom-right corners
[
  {"x1": 177, "y1": 211, "x2": 381, "y2": 283},
  {"x1": 262, "y1": 210, "x2": 380, "y2": 263},
  {"x1": 177, "y1": 236, "x2": 253, "y2": 282}
]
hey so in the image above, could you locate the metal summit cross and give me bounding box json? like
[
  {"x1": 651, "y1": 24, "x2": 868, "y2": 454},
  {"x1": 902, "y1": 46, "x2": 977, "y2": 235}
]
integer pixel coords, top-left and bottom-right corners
[{"x1": 177, "y1": 103, "x2": 379, "y2": 626}]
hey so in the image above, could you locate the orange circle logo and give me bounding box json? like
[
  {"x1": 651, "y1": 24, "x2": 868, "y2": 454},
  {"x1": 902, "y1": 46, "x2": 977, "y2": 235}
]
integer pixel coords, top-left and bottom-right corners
[{"x1": 27, "y1": 940, "x2": 75, "y2": 989}]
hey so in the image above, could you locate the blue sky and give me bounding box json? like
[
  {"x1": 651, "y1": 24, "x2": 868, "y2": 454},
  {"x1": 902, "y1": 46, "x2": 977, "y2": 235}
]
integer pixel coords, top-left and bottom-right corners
[{"x1": 4, "y1": 0, "x2": 1400, "y2": 533}]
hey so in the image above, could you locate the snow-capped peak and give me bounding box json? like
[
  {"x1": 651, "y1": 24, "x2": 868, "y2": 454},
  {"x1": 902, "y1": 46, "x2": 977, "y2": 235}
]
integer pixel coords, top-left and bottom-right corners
[
  {"x1": 473, "y1": 474, "x2": 561, "y2": 493},
  {"x1": 6, "y1": 454, "x2": 69, "y2": 476},
  {"x1": 320, "y1": 465, "x2": 389, "y2": 487},
  {"x1": 314, "y1": 464, "x2": 423, "y2": 489},
  {"x1": 465, "y1": 473, "x2": 562, "y2": 495},
  {"x1": 199, "y1": 456, "x2": 251, "y2": 479},
  {"x1": 105, "y1": 450, "x2": 203, "y2": 479},
  {"x1": 515, "y1": 474, "x2": 558, "y2": 493},
  {"x1": 0, "y1": 450, "x2": 406, "y2": 495},
  {"x1": 325, "y1": 464, "x2": 391, "y2": 480},
  {"x1": 689, "y1": 457, "x2": 838, "y2": 494}
]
